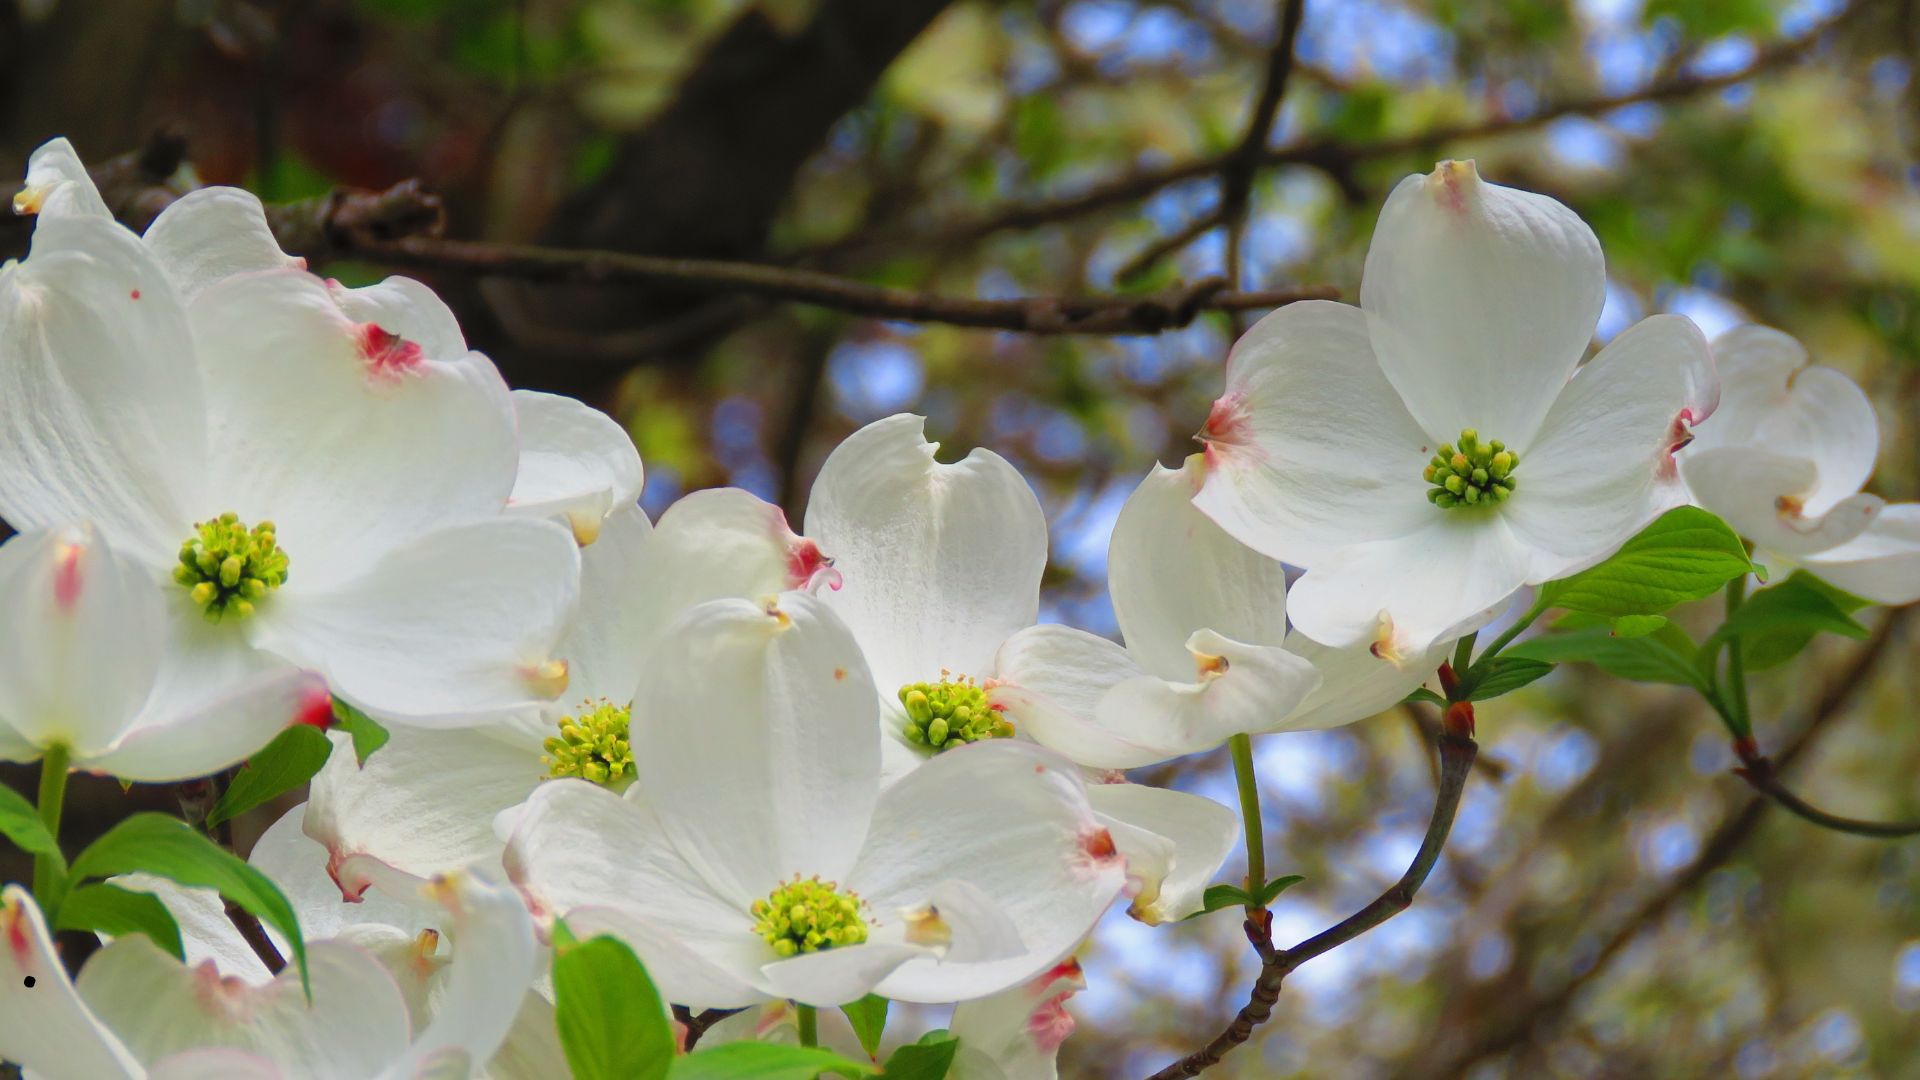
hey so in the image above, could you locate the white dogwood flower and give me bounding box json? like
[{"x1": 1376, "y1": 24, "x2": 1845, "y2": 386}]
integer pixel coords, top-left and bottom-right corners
[
  {"x1": 0, "y1": 860, "x2": 538, "y2": 1079},
  {"x1": 995, "y1": 456, "x2": 1439, "y2": 772},
  {"x1": 1681, "y1": 325, "x2": 1920, "y2": 603},
  {"x1": 1193, "y1": 160, "x2": 1717, "y2": 656},
  {"x1": 0, "y1": 526, "x2": 325, "y2": 781},
  {"x1": 504, "y1": 591, "x2": 1128, "y2": 1009},
  {"x1": 300, "y1": 487, "x2": 838, "y2": 892},
  {"x1": 1, "y1": 139, "x2": 583, "y2": 727},
  {"x1": 803, "y1": 416, "x2": 1246, "y2": 923}
]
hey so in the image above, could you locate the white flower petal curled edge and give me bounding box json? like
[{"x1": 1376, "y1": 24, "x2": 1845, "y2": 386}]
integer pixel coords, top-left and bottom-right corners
[
  {"x1": 1192, "y1": 159, "x2": 1718, "y2": 656},
  {"x1": 1681, "y1": 325, "x2": 1920, "y2": 604},
  {"x1": 1, "y1": 137, "x2": 582, "y2": 728},
  {"x1": 803, "y1": 415, "x2": 1252, "y2": 923},
  {"x1": 948, "y1": 958, "x2": 1087, "y2": 1080},
  {"x1": 0, "y1": 864, "x2": 540, "y2": 1080},
  {"x1": 0, "y1": 526, "x2": 326, "y2": 782},
  {"x1": 504, "y1": 590, "x2": 1129, "y2": 1009}
]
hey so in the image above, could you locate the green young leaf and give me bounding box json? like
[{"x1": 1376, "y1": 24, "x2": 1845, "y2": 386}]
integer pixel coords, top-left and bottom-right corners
[
  {"x1": 671, "y1": 1043, "x2": 876, "y2": 1080},
  {"x1": 1185, "y1": 883, "x2": 1253, "y2": 918},
  {"x1": 1402, "y1": 687, "x2": 1447, "y2": 707},
  {"x1": 206, "y1": 725, "x2": 334, "y2": 829},
  {"x1": 1538, "y1": 507, "x2": 1752, "y2": 618},
  {"x1": 53, "y1": 883, "x2": 184, "y2": 961},
  {"x1": 553, "y1": 934, "x2": 674, "y2": 1080},
  {"x1": 1460, "y1": 656, "x2": 1556, "y2": 702},
  {"x1": 66, "y1": 813, "x2": 309, "y2": 995},
  {"x1": 1506, "y1": 624, "x2": 1706, "y2": 690},
  {"x1": 1256, "y1": 875, "x2": 1306, "y2": 906},
  {"x1": 1609, "y1": 614, "x2": 1670, "y2": 638},
  {"x1": 0, "y1": 780, "x2": 60, "y2": 861},
  {"x1": 331, "y1": 698, "x2": 390, "y2": 765},
  {"x1": 842, "y1": 994, "x2": 889, "y2": 1059},
  {"x1": 1712, "y1": 571, "x2": 1872, "y2": 671},
  {"x1": 878, "y1": 1032, "x2": 959, "y2": 1080}
]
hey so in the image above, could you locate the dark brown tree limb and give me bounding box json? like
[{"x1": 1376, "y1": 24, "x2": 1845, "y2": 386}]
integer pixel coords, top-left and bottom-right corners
[
  {"x1": 1145, "y1": 731, "x2": 1479, "y2": 1079},
  {"x1": 673, "y1": 1005, "x2": 743, "y2": 1052},
  {"x1": 224, "y1": 898, "x2": 287, "y2": 976},
  {"x1": 350, "y1": 239, "x2": 1336, "y2": 335},
  {"x1": 1731, "y1": 738, "x2": 1920, "y2": 837},
  {"x1": 1219, "y1": 0, "x2": 1307, "y2": 312}
]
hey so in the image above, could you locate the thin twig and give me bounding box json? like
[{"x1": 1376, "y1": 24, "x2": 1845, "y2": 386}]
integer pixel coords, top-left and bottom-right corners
[
  {"x1": 1731, "y1": 743, "x2": 1920, "y2": 837},
  {"x1": 674, "y1": 1005, "x2": 744, "y2": 1051},
  {"x1": 349, "y1": 240, "x2": 1336, "y2": 334},
  {"x1": 889, "y1": 9, "x2": 1847, "y2": 252},
  {"x1": 225, "y1": 898, "x2": 287, "y2": 976},
  {"x1": 1146, "y1": 730, "x2": 1478, "y2": 1079},
  {"x1": 1420, "y1": 610, "x2": 1905, "y2": 1077}
]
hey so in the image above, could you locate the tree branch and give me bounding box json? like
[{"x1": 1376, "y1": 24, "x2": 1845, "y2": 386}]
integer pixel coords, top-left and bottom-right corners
[
  {"x1": 1145, "y1": 730, "x2": 1479, "y2": 1079},
  {"x1": 1417, "y1": 610, "x2": 1906, "y2": 1077},
  {"x1": 349, "y1": 239, "x2": 1335, "y2": 335},
  {"x1": 224, "y1": 898, "x2": 286, "y2": 976},
  {"x1": 888, "y1": 9, "x2": 1846, "y2": 252},
  {"x1": 1731, "y1": 739, "x2": 1920, "y2": 837}
]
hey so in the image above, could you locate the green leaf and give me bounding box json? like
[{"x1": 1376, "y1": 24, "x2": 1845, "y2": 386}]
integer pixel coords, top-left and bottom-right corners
[
  {"x1": 67, "y1": 813, "x2": 309, "y2": 995},
  {"x1": 331, "y1": 698, "x2": 390, "y2": 765},
  {"x1": 0, "y1": 781, "x2": 60, "y2": 861},
  {"x1": 671, "y1": 1043, "x2": 875, "y2": 1080},
  {"x1": 1609, "y1": 614, "x2": 1670, "y2": 638},
  {"x1": 1460, "y1": 657, "x2": 1556, "y2": 702},
  {"x1": 878, "y1": 1032, "x2": 959, "y2": 1080},
  {"x1": 1506, "y1": 624, "x2": 1706, "y2": 690},
  {"x1": 842, "y1": 994, "x2": 889, "y2": 1059},
  {"x1": 1538, "y1": 507, "x2": 1752, "y2": 618},
  {"x1": 206, "y1": 725, "x2": 334, "y2": 829},
  {"x1": 1402, "y1": 687, "x2": 1447, "y2": 707},
  {"x1": 1255, "y1": 875, "x2": 1306, "y2": 906},
  {"x1": 1712, "y1": 571, "x2": 1872, "y2": 671},
  {"x1": 553, "y1": 934, "x2": 674, "y2": 1080},
  {"x1": 1185, "y1": 883, "x2": 1252, "y2": 919},
  {"x1": 53, "y1": 883, "x2": 184, "y2": 961}
]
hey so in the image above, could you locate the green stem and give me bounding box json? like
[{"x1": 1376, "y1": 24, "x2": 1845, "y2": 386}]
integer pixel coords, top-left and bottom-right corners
[
  {"x1": 795, "y1": 1003, "x2": 819, "y2": 1048},
  {"x1": 1476, "y1": 596, "x2": 1549, "y2": 664},
  {"x1": 1451, "y1": 632, "x2": 1477, "y2": 676},
  {"x1": 1724, "y1": 576, "x2": 1753, "y2": 738},
  {"x1": 1228, "y1": 734, "x2": 1266, "y2": 904},
  {"x1": 33, "y1": 744, "x2": 70, "y2": 905}
]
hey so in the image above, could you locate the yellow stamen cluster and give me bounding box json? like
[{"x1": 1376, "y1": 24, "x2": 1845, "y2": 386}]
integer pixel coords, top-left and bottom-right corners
[
  {"x1": 899, "y1": 674, "x2": 1013, "y2": 751},
  {"x1": 174, "y1": 513, "x2": 289, "y2": 621},
  {"x1": 542, "y1": 700, "x2": 634, "y2": 789},
  {"x1": 750, "y1": 877, "x2": 869, "y2": 958},
  {"x1": 1424, "y1": 429, "x2": 1518, "y2": 510}
]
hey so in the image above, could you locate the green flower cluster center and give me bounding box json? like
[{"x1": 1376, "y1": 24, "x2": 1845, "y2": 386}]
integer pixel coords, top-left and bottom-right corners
[
  {"x1": 174, "y1": 513, "x2": 289, "y2": 622},
  {"x1": 751, "y1": 876, "x2": 869, "y2": 958},
  {"x1": 1424, "y1": 429, "x2": 1519, "y2": 510},
  {"x1": 542, "y1": 700, "x2": 634, "y2": 789},
  {"x1": 899, "y1": 675, "x2": 1013, "y2": 751}
]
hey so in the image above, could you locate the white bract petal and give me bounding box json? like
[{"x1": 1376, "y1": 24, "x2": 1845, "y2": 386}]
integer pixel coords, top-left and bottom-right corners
[
  {"x1": 505, "y1": 390, "x2": 644, "y2": 545},
  {"x1": 16, "y1": 137, "x2": 109, "y2": 220},
  {"x1": 142, "y1": 188, "x2": 304, "y2": 304},
  {"x1": 1195, "y1": 161, "x2": 1713, "y2": 653},
  {"x1": 0, "y1": 886, "x2": 144, "y2": 1079},
  {"x1": 1086, "y1": 783, "x2": 1236, "y2": 925},
  {"x1": 1681, "y1": 324, "x2": 1886, "y2": 557},
  {"x1": 1362, "y1": 159, "x2": 1604, "y2": 447},
  {"x1": 806, "y1": 413, "x2": 1046, "y2": 691},
  {"x1": 75, "y1": 938, "x2": 412, "y2": 1078},
  {"x1": 948, "y1": 958, "x2": 1086, "y2": 1080},
  {"x1": 1798, "y1": 503, "x2": 1920, "y2": 605}
]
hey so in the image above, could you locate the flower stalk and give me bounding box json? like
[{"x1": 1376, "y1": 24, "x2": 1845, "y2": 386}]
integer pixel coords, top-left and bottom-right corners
[
  {"x1": 32, "y1": 744, "x2": 69, "y2": 905},
  {"x1": 1227, "y1": 734, "x2": 1265, "y2": 914}
]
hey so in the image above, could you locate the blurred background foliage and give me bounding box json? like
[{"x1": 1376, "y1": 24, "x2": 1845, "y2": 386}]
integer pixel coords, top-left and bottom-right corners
[{"x1": 3, "y1": 0, "x2": 1920, "y2": 1076}]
